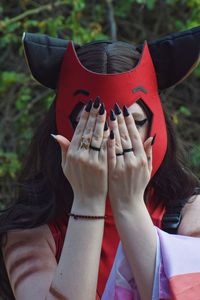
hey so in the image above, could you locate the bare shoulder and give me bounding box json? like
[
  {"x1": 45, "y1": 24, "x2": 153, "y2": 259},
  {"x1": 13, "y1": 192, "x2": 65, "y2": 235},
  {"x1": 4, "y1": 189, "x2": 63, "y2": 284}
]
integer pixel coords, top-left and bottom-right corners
[
  {"x1": 2, "y1": 224, "x2": 57, "y2": 299},
  {"x1": 178, "y1": 194, "x2": 200, "y2": 236},
  {"x1": 2, "y1": 224, "x2": 56, "y2": 257}
]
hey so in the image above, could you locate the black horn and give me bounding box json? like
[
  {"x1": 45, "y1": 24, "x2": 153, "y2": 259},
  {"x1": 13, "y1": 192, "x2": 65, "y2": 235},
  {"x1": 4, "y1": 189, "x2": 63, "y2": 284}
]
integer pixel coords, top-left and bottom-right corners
[
  {"x1": 23, "y1": 27, "x2": 200, "y2": 91},
  {"x1": 137, "y1": 26, "x2": 200, "y2": 90},
  {"x1": 22, "y1": 32, "x2": 80, "y2": 89}
]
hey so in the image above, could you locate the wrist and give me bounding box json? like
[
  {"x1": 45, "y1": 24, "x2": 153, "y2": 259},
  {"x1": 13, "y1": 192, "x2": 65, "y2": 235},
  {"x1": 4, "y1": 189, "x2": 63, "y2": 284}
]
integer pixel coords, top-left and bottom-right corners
[
  {"x1": 72, "y1": 198, "x2": 106, "y2": 216},
  {"x1": 112, "y1": 197, "x2": 146, "y2": 219}
]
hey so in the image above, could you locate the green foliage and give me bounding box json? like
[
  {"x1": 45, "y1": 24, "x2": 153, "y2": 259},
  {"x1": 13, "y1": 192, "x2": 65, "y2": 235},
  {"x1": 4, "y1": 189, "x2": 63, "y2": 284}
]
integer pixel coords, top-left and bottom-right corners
[
  {"x1": 0, "y1": 71, "x2": 27, "y2": 94},
  {"x1": 179, "y1": 106, "x2": 191, "y2": 117},
  {"x1": 135, "y1": 0, "x2": 157, "y2": 10},
  {"x1": 189, "y1": 144, "x2": 200, "y2": 177},
  {"x1": 0, "y1": 151, "x2": 21, "y2": 179},
  {"x1": 15, "y1": 87, "x2": 32, "y2": 110}
]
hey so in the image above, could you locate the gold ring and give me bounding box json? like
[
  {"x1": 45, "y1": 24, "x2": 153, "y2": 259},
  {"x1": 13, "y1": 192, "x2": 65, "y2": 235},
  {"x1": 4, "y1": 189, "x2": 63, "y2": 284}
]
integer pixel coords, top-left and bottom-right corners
[{"x1": 80, "y1": 137, "x2": 90, "y2": 150}]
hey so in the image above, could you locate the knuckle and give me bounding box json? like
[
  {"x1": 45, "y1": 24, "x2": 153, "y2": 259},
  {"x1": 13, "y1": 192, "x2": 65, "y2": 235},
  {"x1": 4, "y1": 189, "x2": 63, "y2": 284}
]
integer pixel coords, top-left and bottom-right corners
[
  {"x1": 131, "y1": 133, "x2": 138, "y2": 140},
  {"x1": 127, "y1": 161, "x2": 135, "y2": 170},
  {"x1": 138, "y1": 157, "x2": 147, "y2": 168},
  {"x1": 67, "y1": 151, "x2": 74, "y2": 160},
  {"x1": 78, "y1": 153, "x2": 87, "y2": 164},
  {"x1": 92, "y1": 133, "x2": 102, "y2": 142},
  {"x1": 75, "y1": 126, "x2": 83, "y2": 135},
  {"x1": 101, "y1": 141, "x2": 107, "y2": 151},
  {"x1": 97, "y1": 165, "x2": 105, "y2": 174},
  {"x1": 84, "y1": 127, "x2": 93, "y2": 135},
  {"x1": 115, "y1": 140, "x2": 122, "y2": 148},
  {"x1": 120, "y1": 133, "x2": 130, "y2": 143}
]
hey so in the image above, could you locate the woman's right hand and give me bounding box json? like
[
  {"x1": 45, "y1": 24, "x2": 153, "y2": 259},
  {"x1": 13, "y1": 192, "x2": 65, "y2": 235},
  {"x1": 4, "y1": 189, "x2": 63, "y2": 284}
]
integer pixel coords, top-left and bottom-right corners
[{"x1": 53, "y1": 98, "x2": 109, "y2": 213}]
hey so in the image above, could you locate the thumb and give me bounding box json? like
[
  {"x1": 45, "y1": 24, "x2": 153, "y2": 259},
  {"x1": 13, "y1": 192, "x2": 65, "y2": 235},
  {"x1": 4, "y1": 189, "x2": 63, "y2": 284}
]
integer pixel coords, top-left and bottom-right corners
[{"x1": 51, "y1": 134, "x2": 70, "y2": 162}]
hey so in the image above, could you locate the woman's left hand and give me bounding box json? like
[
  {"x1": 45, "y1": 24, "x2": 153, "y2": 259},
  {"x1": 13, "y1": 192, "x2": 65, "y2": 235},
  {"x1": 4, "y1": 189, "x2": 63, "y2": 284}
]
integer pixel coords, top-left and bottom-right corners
[{"x1": 107, "y1": 105, "x2": 154, "y2": 215}]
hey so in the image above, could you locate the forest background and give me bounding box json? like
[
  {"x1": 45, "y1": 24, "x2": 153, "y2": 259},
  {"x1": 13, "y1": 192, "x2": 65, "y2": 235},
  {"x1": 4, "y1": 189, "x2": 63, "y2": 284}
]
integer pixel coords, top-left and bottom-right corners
[{"x1": 0, "y1": 0, "x2": 199, "y2": 208}]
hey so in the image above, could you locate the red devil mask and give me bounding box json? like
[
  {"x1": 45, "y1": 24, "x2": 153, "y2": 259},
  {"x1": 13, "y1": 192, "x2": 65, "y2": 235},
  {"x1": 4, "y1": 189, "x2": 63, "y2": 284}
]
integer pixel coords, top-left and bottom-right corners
[
  {"x1": 56, "y1": 41, "x2": 166, "y2": 177},
  {"x1": 22, "y1": 26, "x2": 200, "y2": 177}
]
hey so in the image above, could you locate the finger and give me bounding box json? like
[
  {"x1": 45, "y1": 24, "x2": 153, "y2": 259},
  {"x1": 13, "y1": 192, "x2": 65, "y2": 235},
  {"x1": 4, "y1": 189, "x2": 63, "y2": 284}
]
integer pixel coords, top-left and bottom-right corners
[
  {"x1": 90, "y1": 103, "x2": 106, "y2": 161},
  {"x1": 51, "y1": 134, "x2": 70, "y2": 164},
  {"x1": 109, "y1": 110, "x2": 124, "y2": 167},
  {"x1": 99, "y1": 121, "x2": 110, "y2": 162},
  {"x1": 69, "y1": 101, "x2": 91, "y2": 150},
  {"x1": 143, "y1": 136, "x2": 153, "y2": 173},
  {"x1": 78, "y1": 96, "x2": 101, "y2": 152},
  {"x1": 114, "y1": 103, "x2": 134, "y2": 163},
  {"x1": 103, "y1": 121, "x2": 110, "y2": 139},
  {"x1": 123, "y1": 105, "x2": 145, "y2": 156},
  {"x1": 107, "y1": 130, "x2": 116, "y2": 172}
]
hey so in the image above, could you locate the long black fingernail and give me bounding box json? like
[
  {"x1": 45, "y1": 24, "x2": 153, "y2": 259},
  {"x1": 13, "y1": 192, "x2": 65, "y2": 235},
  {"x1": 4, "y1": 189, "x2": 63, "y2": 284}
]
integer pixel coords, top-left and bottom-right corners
[
  {"x1": 85, "y1": 100, "x2": 92, "y2": 112},
  {"x1": 123, "y1": 105, "x2": 129, "y2": 117},
  {"x1": 114, "y1": 103, "x2": 121, "y2": 115},
  {"x1": 104, "y1": 121, "x2": 108, "y2": 131},
  {"x1": 99, "y1": 103, "x2": 105, "y2": 115},
  {"x1": 151, "y1": 134, "x2": 156, "y2": 146},
  {"x1": 110, "y1": 130, "x2": 114, "y2": 139},
  {"x1": 93, "y1": 96, "x2": 101, "y2": 108},
  {"x1": 110, "y1": 110, "x2": 116, "y2": 121}
]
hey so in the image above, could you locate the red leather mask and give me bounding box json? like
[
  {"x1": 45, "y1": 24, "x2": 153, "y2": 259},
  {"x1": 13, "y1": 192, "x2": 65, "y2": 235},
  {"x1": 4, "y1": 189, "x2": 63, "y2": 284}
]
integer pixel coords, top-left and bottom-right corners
[{"x1": 56, "y1": 41, "x2": 167, "y2": 177}]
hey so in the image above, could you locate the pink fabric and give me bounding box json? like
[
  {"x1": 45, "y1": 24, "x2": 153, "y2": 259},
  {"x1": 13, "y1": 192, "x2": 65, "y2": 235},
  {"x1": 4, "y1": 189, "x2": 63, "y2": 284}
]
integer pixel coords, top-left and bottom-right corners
[
  {"x1": 115, "y1": 286, "x2": 135, "y2": 300},
  {"x1": 102, "y1": 227, "x2": 200, "y2": 299}
]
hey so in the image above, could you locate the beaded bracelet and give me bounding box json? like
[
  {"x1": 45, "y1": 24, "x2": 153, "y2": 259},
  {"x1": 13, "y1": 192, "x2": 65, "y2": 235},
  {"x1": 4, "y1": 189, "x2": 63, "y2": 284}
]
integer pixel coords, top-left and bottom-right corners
[{"x1": 68, "y1": 213, "x2": 107, "y2": 220}]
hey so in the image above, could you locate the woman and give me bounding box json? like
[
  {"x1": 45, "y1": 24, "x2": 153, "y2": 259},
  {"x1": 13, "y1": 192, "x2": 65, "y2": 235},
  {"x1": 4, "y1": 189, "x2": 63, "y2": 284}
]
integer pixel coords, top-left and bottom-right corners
[{"x1": 0, "y1": 27, "x2": 200, "y2": 300}]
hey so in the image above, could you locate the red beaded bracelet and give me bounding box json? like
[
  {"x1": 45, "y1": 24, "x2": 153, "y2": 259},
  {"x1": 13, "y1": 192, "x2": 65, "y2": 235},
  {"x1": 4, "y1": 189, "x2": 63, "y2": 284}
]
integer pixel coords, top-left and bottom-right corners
[{"x1": 68, "y1": 213, "x2": 107, "y2": 220}]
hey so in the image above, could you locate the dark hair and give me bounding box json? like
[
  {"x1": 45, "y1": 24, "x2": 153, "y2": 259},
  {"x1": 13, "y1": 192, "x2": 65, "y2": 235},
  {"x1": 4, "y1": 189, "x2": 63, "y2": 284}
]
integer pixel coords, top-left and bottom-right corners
[{"x1": 0, "y1": 41, "x2": 199, "y2": 299}]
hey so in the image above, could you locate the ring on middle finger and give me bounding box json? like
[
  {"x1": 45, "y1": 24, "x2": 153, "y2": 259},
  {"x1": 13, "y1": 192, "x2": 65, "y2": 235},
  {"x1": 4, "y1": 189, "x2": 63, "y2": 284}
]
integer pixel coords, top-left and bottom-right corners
[
  {"x1": 116, "y1": 152, "x2": 124, "y2": 156},
  {"x1": 90, "y1": 145, "x2": 101, "y2": 152},
  {"x1": 123, "y1": 148, "x2": 134, "y2": 153}
]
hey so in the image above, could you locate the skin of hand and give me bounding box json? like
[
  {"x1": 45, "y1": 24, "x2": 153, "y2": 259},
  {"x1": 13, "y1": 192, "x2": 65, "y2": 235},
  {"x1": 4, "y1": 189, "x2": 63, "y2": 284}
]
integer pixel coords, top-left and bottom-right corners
[
  {"x1": 106, "y1": 104, "x2": 157, "y2": 300},
  {"x1": 107, "y1": 104, "x2": 154, "y2": 215},
  {"x1": 53, "y1": 101, "x2": 156, "y2": 300},
  {"x1": 53, "y1": 101, "x2": 109, "y2": 213}
]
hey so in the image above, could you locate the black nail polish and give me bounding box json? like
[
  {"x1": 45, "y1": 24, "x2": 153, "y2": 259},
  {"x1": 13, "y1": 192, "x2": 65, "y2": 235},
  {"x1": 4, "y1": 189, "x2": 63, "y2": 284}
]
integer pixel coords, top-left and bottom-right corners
[
  {"x1": 114, "y1": 103, "x2": 121, "y2": 115},
  {"x1": 151, "y1": 134, "x2": 156, "y2": 146},
  {"x1": 110, "y1": 110, "x2": 116, "y2": 121},
  {"x1": 104, "y1": 121, "x2": 108, "y2": 131},
  {"x1": 85, "y1": 100, "x2": 92, "y2": 112},
  {"x1": 99, "y1": 103, "x2": 105, "y2": 115},
  {"x1": 93, "y1": 96, "x2": 101, "y2": 108},
  {"x1": 123, "y1": 105, "x2": 130, "y2": 117},
  {"x1": 110, "y1": 130, "x2": 114, "y2": 139}
]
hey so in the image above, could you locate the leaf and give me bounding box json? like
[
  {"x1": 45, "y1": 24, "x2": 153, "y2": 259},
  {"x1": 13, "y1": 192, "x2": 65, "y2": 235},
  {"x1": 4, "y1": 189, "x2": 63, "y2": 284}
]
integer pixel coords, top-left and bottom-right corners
[
  {"x1": 172, "y1": 113, "x2": 179, "y2": 125},
  {"x1": 179, "y1": 106, "x2": 191, "y2": 116}
]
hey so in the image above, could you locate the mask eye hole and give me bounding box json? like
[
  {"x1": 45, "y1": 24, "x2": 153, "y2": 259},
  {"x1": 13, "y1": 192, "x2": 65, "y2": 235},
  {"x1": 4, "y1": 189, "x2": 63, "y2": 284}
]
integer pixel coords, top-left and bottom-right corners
[
  {"x1": 69, "y1": 101, "x2": 85, "y2": 130},
  {"x1": 136, "y1": 98, "x2": 153, "y2": 135}
]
